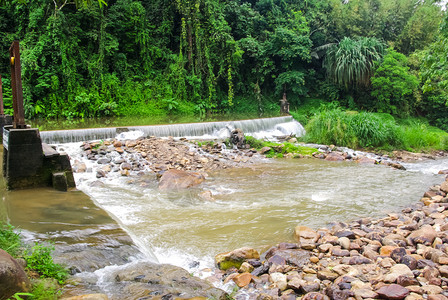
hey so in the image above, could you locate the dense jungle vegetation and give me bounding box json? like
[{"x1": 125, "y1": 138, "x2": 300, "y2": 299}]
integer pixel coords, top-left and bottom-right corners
[{"x1": 0, "y1": 0, "x2": 447, "y2": 133}]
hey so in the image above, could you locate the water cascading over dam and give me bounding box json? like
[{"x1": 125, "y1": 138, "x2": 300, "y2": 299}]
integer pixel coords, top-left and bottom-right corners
[{"x1": 40, "y1": 116, "x2": 305, "y2": 143}]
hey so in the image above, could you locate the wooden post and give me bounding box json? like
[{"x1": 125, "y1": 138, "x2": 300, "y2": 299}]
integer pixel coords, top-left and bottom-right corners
[
  {"x1": 9, "y1": 41, "x2": 26, "y2": 129},
  {"x1": 0, "y1": 75, "x2": 4, "y2": 115}
]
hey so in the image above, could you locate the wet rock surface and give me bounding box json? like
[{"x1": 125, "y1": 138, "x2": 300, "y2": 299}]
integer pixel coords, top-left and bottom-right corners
[{"x1": 212, "y1": 177, "x2": 448, "y2": 299}]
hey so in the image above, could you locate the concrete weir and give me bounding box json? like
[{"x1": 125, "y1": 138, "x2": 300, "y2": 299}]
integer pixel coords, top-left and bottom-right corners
[{"x1": 2, "y1": 125, "x2": 75, "y2": 191}]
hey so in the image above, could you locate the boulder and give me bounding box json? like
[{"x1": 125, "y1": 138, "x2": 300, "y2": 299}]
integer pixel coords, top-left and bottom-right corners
[
  {"x1": 110, "y1": 261, "x2": 226, "y2": 299},
  {"x1": 215, "y1": 247, "x2": 259, "y2": 270},
  {"x1": 376, "y1": 284, "x2": 409, "y2": 299},
  {"x1": 0, "y1": 249, "x2": 31, "y2": 300},
  {"x1": 230, "y1": 128, "x2": 245, "y2": 149},
  {"x1": 159, "y1": 169, "x2": 205, "y2": 190},
  {"x1": 294, "y1": 226, "x2": 318, "y2": 243},
  {"x1": 407, "y1": 224, "x2": 437, "y2": 245},
  {"x1": 325, "y1": 152, "x2": 345, "y2": 162}
]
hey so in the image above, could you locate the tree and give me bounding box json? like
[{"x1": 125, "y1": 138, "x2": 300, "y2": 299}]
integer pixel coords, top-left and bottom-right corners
[
  {"x1": 417, "y1": 13, "x2": 448, "y2": 129},
  {"x1": 371, "y1": 48, "x2": 418, "y2": 116},
  {"x1": 323, "y1": 37, "x2": 385, "y2": 89}
]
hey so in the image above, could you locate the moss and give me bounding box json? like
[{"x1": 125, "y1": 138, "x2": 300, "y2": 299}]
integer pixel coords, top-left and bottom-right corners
[
  {"x1": 217, "y1": 260, "x2": 244, "y2": 271},
  {"x1": 246, "y1": 136, "x2": 318, "y2": 158}
]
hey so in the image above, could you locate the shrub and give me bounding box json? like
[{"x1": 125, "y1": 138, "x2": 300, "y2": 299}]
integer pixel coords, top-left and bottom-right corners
[
  {"x1": 24, "y1": 243, "x2": 68, "y2": 285},
  {"x1": 0, "y1": 223, "x2": 22, "y2": 257}
]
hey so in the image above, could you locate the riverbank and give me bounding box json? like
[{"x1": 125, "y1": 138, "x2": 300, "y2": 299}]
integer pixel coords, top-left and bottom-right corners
[{"x1": 211, "y1": 175, "x2": 448, "y2": 299}]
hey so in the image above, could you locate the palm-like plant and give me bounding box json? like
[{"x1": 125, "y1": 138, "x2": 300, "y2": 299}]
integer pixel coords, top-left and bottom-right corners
[{"x1": 323, "y1": 37, "x2": 386, "y2": 89}]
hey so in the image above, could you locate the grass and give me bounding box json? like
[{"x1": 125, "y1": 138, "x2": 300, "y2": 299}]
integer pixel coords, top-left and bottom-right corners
[
  {"x1": 301, "y1": 107, "x2": 448, "y2": 152},
  {"x1": 0, "y1": 222, "x2": 22, "y2": 257},
  {"x1": 0, "y1": 222, "x2": 68, "y2": 299}
]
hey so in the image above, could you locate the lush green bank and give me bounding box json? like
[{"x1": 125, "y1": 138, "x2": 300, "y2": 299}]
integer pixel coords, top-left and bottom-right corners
[
  {"x1": 291, "y1": 102, "x2": 448, "y2": 153},
  {"x1": 0, "y1": 222, "x2": 68, "y2": 299}
]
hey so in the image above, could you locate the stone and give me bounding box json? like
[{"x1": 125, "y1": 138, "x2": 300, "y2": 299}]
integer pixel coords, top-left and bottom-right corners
[
  {"x1": 159, "y1": 169, "x2": 205, "y2": 190},
  {"x1": 401, "y1": 255, "x2": 418, "y2": 270},
  {"x1": 356, "y1": 157, "x2": 377, "y2": 164},
  {"x1": 265, "y1": 249, "x2": 310, "y2": 268},
  {"x1": 325, "y1": 152, "x2": 345, "y2": 161},
  {"x1": 215, "y1": 247, "x2": 260, "y2": 270},
  {"x1": 317, "y1": 269, "x2": 339, "y2": 281},
  {"x1": 334, "y1": 230, "x2": 356, "y2": 239},
  {"x1": 422, "y1": 266, "x2": 441, "y2": 286},
  {"x1": 270, "y1": 272, "x2": 287, "y2": 291},
  {"x1": 407, "y1": 224, "x2": 437, "y2": 245},
  {"x1": 376, "y1": 284, "x2": 410, "y2": 299},
  {"x1": 353, "y1": 288, "x2": 378, "y2": 299},
  {"x1": 198, "y1": 190, "x2": 215, "y2": 202},
  {"x1": 62, "y1": 294, "x2": 109, "y2": 300},
  {"x1": 302, "y1": 292, "x2": 330, "y2": 300},
  {"x1": 381, "y1": 246, "x2": 399, "y2": 256},
  {"x1": 0, "y1": 249, "x2": 31, "y2": 300},
  {"x1": 260, "y1": 147, "x2": 272, "y2": 154},
  {"x1": 230, "y1": 128, "x2": 246, "y2": 149},
  {"x1": 396, "y1": 275, "x2": 419, "y2": 287},
  {"x1": 338, "y1": 237, "x2": 351, "y2": 250},
  {"x1": 384, "y1": 264, "x2": 414, "y2": 283},
  {"x1": 233, "y1": 272, "x2": 252, "y2": 288},
  {"x1": 390, "y1": 248, "x2": 408, "y2": 263},
  {"x1": 239, "y1": 262, "x2": 254, "y2": 273},
  {"x1": 428, "y1": 296, "x2": 448, "y2": 300},
  {"x1": 52, "y1": 172, "x2": 69, "y2": 192},
  {"x1": 294, "y1": 226, "x2": 318, "y2": 242},
  {"x1": 440, "y1": 181, "x2": 448, "y2": 193},
  {"x1": 420, "y1": 285, "x2": 442, "y2": 295}
]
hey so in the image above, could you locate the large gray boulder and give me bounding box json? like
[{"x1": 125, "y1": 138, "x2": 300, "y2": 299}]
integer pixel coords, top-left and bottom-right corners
[
  {"x1": 108, "y1": 261, "x2": 227, "y2": 299},
  {"x1": 0, "y1": 249, "x2": 31, "y2": 300}
]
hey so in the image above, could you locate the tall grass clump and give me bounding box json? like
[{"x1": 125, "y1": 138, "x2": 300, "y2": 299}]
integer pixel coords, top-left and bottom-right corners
[
  {"x1": 0, "y1": 222, "x2": 22, "y2": 257},
  {"x1": 395, "y1": 119, "x2": 448, "y2": 152},
  {"x1": 304, "y1": 108, "x2": 448, "y2": 151},
  {"x1": 304, "y1": 109, "x2": 397, "y2": 149}
]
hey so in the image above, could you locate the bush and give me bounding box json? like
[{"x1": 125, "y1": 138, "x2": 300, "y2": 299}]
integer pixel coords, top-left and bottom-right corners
[
  {"x1": 0, "y1": 223, "x2": 22, "y2": 257},
  {"x1": 25, "y1": 243, "x2": 68, "y2": 285},
  {"x1": 304, "y1": 108, "x2": 448, "y2": 151}
]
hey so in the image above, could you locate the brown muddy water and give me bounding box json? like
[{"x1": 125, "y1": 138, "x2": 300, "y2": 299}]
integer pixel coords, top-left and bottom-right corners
[{"x1": 1, "y1": 145, "x2": 448, "y2": 296}]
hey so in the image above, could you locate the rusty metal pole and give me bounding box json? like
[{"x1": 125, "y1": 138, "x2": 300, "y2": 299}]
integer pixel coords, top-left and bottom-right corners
[
  {"x1": 0, "y1": 75, "x2": 4, "y2": 115},
  {"x1": 9, "y1": 41, "x2": 26, "y2": 129}
]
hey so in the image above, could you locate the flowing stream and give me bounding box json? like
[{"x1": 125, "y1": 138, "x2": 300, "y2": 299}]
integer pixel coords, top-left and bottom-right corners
[{"x1": 1, "y1": 117, "x2": 448, "y2": 296}]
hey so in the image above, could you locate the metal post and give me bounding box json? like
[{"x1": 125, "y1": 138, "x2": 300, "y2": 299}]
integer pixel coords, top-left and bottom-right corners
[
  {"x1": 0, "y1": 75, "x2": 4, "y2": 115},
  {"x1": 9, "y1": 41, "x2": 26, "y2": 129}
]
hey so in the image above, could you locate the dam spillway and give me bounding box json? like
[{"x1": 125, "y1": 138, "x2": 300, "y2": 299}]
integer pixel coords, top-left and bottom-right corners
[{"x1": 39, "y1": 116, "x2": 305, "y2": 144}]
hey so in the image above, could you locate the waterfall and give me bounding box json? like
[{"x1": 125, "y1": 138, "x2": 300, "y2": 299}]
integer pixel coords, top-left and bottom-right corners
[{"x1": 40, "y1": 116, "x2": 305, "y2": 144}]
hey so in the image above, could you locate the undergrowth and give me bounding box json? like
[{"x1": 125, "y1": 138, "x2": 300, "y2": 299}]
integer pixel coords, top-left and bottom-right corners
[
  {"x1": 0, "y1": 222, "x2": 68, "y2": 299},
  {"x1": 245, "y1": 136, "x2": 318, "y2": 158},
  {"x1": 302, "y1": 107, "x2": 448, "y2": 152}
]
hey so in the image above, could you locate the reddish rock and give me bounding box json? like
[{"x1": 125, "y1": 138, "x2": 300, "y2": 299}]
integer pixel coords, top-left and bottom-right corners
[
  {"x1": 158, "y1": 169, "x2": 205, "y2": 190},
  {"x1": 376, "y1": 284, "x2": 410, "y2": 299},
  {"x1": 0, "y1": 249, "x2": 31, "y2": 300},
  {"x1": 325, "y1": 152, "x2": 345, "y2": 162},
  {"x1": 233, "y1": 272, "x2": 252, "y2": 287},
  {"x1": 301, "y1": 292, "x2": 330, "y2": 300}
]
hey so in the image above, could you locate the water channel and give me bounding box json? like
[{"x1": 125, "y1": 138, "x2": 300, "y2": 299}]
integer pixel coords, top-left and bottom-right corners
[{"x1": 1, "y1": 117, "x2": 448, "y2": 296}]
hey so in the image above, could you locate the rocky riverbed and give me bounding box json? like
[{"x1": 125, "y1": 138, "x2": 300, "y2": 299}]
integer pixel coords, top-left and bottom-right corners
[{"x1": 210, "y1": 177, "x2": 448, "y2": 300}]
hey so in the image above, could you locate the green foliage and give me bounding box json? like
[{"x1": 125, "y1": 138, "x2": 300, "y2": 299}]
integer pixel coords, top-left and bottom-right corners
[
  {"x1": 245, "y1": 136, "x2": 318, "y2": 157},
  {"x1": 25, "y1": 243, "x2": 68, "y2": 284},
  {"x1": 323, "y1": 37, "x2": 386, "y2": 89},
  {"x1": 304, "y1": 108, "x2": 448, "y2": 151},
  {"x1": 371, "y1": 48, "x2": 418, "y2": 116},
  {"x1": 0, "y1": 222, "x2": 22, "y2": 257}
]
